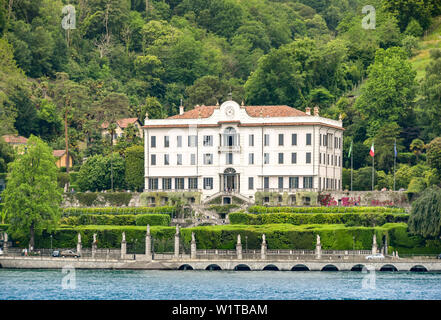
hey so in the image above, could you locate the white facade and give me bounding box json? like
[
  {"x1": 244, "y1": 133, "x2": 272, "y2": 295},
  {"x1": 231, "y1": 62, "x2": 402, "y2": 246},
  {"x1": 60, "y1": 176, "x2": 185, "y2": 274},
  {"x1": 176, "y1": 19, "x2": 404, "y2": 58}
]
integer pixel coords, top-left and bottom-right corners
[{"x1": 143, "y1": 100, "x2": 344, "y2": 204}]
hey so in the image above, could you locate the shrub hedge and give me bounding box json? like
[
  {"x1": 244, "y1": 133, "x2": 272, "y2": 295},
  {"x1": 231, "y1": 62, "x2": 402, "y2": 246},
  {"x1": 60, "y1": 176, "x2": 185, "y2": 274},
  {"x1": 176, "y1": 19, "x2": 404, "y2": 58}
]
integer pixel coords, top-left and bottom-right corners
[
  {"x1": 247, "y1": 206, "x2": 406, "y2": 214},
  {"x1": 60, "y1": 214, "x2": 170, "y2": 226},
  {"x1": 5, "y1": 222, "x2": 441, "y2": 254},
  {"x1": 62, "y1": 206, "x2": 175, "y2": 217},
  {"x1": 229, "y1": 212, "x2": 409, "y2": 227}
]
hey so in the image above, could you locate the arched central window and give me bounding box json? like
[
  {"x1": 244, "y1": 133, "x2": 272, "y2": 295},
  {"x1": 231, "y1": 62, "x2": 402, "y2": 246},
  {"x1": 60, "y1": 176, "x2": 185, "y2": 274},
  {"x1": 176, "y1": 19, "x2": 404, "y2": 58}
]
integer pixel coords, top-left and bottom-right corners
[{"x1": 224, "y1": 127, "x2": 237, "y2": 146}]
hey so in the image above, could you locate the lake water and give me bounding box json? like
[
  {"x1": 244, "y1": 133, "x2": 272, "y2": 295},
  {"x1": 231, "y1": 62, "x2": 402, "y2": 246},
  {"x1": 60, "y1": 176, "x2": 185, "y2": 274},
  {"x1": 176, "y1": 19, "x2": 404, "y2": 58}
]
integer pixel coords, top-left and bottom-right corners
[{"x1": 1, "y1": 269, "x2": 441, "y2": 300}]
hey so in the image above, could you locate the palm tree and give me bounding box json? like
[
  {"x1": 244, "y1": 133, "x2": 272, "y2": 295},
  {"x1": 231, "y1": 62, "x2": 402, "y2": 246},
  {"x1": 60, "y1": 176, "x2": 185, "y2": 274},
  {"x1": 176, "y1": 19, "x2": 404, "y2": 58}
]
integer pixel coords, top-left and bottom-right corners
[{"x1": 410, "y1": 138, "x2": 425, "y2": 162}]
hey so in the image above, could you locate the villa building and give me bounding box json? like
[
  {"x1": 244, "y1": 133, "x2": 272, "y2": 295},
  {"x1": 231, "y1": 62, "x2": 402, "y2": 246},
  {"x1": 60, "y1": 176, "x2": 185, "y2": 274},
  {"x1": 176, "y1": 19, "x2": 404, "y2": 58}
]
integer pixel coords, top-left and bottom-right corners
[
  {"x1": 142, "y1": 100, "x2": 344, "y2": 205},
  {"x1": 101, "y1": 118, "x2": 143, "y2": 144}
]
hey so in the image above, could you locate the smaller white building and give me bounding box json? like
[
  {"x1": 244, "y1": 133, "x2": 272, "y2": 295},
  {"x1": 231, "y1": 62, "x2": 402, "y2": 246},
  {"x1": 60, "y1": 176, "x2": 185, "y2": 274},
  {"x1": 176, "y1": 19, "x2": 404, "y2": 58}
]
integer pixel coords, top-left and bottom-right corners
[{"x1": 143, "y1": 100, "x2": 344, "y2": 205}]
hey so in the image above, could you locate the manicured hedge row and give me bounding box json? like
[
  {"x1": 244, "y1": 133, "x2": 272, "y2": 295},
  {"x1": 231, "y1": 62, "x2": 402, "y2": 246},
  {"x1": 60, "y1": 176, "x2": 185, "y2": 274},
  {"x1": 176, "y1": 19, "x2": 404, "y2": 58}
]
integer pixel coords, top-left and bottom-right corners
[
  {"x1": 229, "y1": 212, "x2": 409, "y2": 227},
  {"x1": 60, "y1": 214, "x2": 171, "y2": 226},
  {"x1": 247, "y1": 206, "x2": 406, "y2": 214},
  {"x1": 62, "y1": 206, "x2": 175, "y2": 217},
  {"x1": 5, "y1": 222, "x2": 440, "y2": 254}
]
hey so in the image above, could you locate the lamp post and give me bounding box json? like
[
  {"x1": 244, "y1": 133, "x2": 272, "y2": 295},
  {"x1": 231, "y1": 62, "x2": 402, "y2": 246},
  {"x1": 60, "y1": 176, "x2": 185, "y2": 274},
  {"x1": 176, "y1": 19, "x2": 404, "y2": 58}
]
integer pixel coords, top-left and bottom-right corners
[
  {"x1": 50, "y1": 235, "x2": 53, "y2": 251},
  {"x1": 245, "y1": 236, "x2": 248, "y2": 255}
]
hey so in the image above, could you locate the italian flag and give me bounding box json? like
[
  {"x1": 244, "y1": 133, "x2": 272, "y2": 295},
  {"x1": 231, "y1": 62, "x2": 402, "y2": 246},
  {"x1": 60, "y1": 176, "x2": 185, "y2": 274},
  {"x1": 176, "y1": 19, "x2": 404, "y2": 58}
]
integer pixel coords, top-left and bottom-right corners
[{"x1": 369, "y1": 143, "x2": 375, "y2": 157}]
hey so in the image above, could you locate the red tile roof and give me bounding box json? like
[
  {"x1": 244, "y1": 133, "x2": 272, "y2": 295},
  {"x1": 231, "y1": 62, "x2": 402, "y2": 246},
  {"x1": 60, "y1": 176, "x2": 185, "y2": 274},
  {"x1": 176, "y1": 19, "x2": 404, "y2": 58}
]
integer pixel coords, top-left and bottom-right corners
[
  {"x1": 2, "y1": 135, "x2": 28, "y2": 144},
  {"x1": 53, "y1": 150, "x2": 66, "y2": 158},
  {"x1": 167, "y1": 105, "x2": 307, "y2": 119},
  {"x1": 101, "y1": 118, "x2": 140, "y2": 129}
]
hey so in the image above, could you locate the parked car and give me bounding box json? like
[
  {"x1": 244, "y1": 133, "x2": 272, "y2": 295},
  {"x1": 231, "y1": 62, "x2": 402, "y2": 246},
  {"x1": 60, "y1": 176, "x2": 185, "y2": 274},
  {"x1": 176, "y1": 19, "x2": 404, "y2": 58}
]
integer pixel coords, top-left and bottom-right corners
[
  {"x1": 437, "y1": 254, "x2": 441, "y2": 259},
  {"x1": 60, "y1": 250, "x2": 80, "y2": 258},
  {"x1": 0, "y1": 248, "x2": 3, "y2": 255},
  {"x1": 51, "y1": 250, "x2": 60, "y2": 257},
  {"x1": 365, "y1": 253, "x2": 385, "y2": 260}
]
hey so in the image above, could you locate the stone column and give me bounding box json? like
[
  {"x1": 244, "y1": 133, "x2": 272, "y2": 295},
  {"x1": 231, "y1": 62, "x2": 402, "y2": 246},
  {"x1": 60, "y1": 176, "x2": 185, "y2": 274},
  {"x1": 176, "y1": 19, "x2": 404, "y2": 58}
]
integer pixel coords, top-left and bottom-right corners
[
  {"x1": 91, "y1": 233, "x2": 97, "y2": 258},
  {"x1": 384, "y1": 235, "x2": 388, "y2": 256},
  {"x1": 260, "y1": 234, "x2": 267, "y2": 260},
  {"x1": 236, "y1": 234, "x2": 242, "y2": 260},
  {"x1": 315, "y1": 234, "x2": 322, "y2": 259},
  {"x1": 191, "y1": 232, "x2": 197, "y2": 260},
  {"x1": 121, "y1": 232, "x2": 127, "y2": 260},
  {"x1": 3, "y1": 232, "x2": 8, "y2": 255},
  {"x1": 76, "y1": 233, "x2": 82, "y2": 256},
  {"x1": 371, "y1": 234, "x2": 377, "y2": 255},
  {"x1": 145, "y1": 225, "x2": 152, "y2": 261},
  {"x1": 174, "y1": 225, "x2": 180, "y2": 259}
]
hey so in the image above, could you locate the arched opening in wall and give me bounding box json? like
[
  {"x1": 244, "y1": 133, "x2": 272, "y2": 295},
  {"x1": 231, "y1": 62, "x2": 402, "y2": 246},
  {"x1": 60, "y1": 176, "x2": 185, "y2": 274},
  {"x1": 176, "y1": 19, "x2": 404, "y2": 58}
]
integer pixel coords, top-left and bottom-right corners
[
  {"x1": 234, "y1": 264, "x2": 251, "y2": 271},
  {"x1": 206, "y1": 264, "x2": 222, "y2": 271},
  {"x1": 0, "y1": 263, "x2": 2, "y2": 268},
  {"x1": 302, "y1": 197, "x2": 311, "y2": 206},
  {"x1": 351, "y1": 264, "x2": 366, "y2": 272},
  {"x1": 263, "y1": 264, "x2": 279, "y2": 271},
  {"x1": 289, "y1": 195, "x2": 296, "y2": 205},
  {"x1": 178, "y1": 264, "x2": 194, "y2": 271},
  {"x1": 410, "y1": 265, "x2": 428, "y2": 272},
  {"x1": 291, "y1": 264, "x2": 309, "y2": 271},
  {"x1": 321, "y1": 264, "x2": 338, "y2": 272},
  {"x1": 379, "y1": 264, "x2": 398, "y2": 272}
]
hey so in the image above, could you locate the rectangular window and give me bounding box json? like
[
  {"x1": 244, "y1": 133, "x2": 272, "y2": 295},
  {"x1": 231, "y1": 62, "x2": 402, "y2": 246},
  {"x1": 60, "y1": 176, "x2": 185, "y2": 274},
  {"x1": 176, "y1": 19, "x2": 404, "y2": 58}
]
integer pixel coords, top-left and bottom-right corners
[
  {"x1": 163, "y1": 178, "x2": 172, "y2": 190},
  {"x1": 188, "y1": 177, "x2": 198, "y2": 190},
  {"x1": 164, "y1": 136, "x2": 169, "y2": 148},
  {"x1": 151, "y1": 154, "x2": 156, "y2": 166},
  {"x1": 249, "y1": 153, "x2": 254, "y2": 165},
  {"x1": 278, "y1": 177, "x2": 284, "y2": 189},
  {"x1": 303, "y1": 177, "x2": 313, "y2": 189},
  {"x1": 306, "y1": 152, "x2": 311, "y2": 164},
  {"x1": 327, "y1": 154, "x2": 329, "y2": 165},
  {"x1": 264, "y1": 153, "x2": 270, "y2": 164},
  {"x1": 264, "y1": 177, "x2": 269, "y2": 189},
  {"x1": 175, "y1": 178, "x2": 184, "y2": 190},
  {"x1": 264, "y1": 134, "x2": 270, "y2": 146},
  {"x1": 203, "y1": 135, "x2": 213, "y2": 147},
  {"x1": 226, "y1": 152, "x2": 233, "y2": 165},
  {"x1": 289, "y1": 177, "x2": 299, "y2": 189},
  {"x1": 306, "y1": 133, "x2": 312, "y2": 146},
  {"x1": 164, "y1": 154, "x2": 169, "y2": 165},
  {"x1": 278, "y1": 134, "x2": 284, "y2": 146},
  {"x1": 177, "y1": 154, "x2": 182, "y2": 165},
  {"x1": 177, "y1": 136, "x2": 182, "y2": 148},
  {"x1": 249, "y1": 134, "x2": 254, "y2": 147},
  {"x1": 148, "y1": 178, "x2": 158, "y2": 190},
  {"x1": 248, "y1": 177, "x2": 254, "y2": 190},
  {"x1": 292, "y1": 134, "x2": 297, "y2": 146},
  {"x1": 204, "y1": 154, "x2": 213, "y2": 165},
  {"x1": 151, "y1": 136, "x2": 156, "y2": 148},
  {"x1": 203, "y1": 177, "x2": 213, "y2": 190},
  {"x1": 320, "y1": 134, "x2": 322, "y2": 146},
  {"x1": 191, "y1": 154, "x2": 196, "y2": 165},
  {"x1": 278, "y1": 153, "x2": 284, "y2": 164},
  {"x1": 188, "y1": 135, "x2": 198, "y2": 147},
  {"x1": 291, "y1": 152, "x2": 297, "y2": 164}
]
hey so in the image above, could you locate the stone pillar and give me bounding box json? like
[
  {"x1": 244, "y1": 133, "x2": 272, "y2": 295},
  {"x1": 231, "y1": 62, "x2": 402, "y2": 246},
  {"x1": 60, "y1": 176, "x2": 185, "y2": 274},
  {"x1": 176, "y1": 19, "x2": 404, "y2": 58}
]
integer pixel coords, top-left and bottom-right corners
[
  {"x1": 371, "y1": 234, "x2": 377, "y2": 255},
  {"x1": 76, "y1": 233, "x2": 82, "y2": 256},
  {"x1": 384, "y1": 235, "x2": 388, "y2": 256},
  {"x1": 121, "y1": 232, "x2": 127, "y2": 260},
  {"x1": 236, "y1": 234, "x2": 242, "y2": 260},
  {"x1": 174, "y1": 225, "x2": 180, "y2": 259},
  {"x1": 191, "y1": 232, "x2": 197, "y2": 260},
  {"x1": 260, "y1": 234, "x2": 267, "y2": 260},
  {"x1": 3, "y1": 232, "x2": 8, "y2": 255},
  {"x1": 315, "y1": 234, "x2": 322, "y2": 259},
  {"x1": 145, "y1": 225, "x2": 152, "y2": 261},
  {"x1": 92, "y1": 233, "x2": 97, "y2": 258}
]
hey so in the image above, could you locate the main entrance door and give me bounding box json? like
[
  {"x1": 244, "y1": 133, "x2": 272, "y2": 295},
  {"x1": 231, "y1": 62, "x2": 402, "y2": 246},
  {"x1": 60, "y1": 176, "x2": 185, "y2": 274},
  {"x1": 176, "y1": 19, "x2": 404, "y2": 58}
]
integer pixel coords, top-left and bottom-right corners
[{"x1": 222, "y1": 168, "x2": 239, "y2": 193}]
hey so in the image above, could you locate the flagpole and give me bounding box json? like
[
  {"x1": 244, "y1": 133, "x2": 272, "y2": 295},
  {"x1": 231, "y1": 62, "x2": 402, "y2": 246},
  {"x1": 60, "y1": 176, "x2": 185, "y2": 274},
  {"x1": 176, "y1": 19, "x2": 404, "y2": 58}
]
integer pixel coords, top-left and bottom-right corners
[
  {"x1": 372, "y1": 142, "x2": 374, "y2": 191},
  {"x1": 393, "y1": 139, "x2": 396, "y2": 191},
  {"x1": 351, "y1": 147, "x2": 353, "y2": 191}
]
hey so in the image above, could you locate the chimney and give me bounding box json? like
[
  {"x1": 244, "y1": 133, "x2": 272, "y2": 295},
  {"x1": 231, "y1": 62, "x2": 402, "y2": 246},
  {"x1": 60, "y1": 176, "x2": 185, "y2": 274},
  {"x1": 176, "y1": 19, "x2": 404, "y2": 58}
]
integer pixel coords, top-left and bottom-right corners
[
  {"x1": 179, "y1": 99, "x2": 184, "y2": 115},
  {"x1": 313, "y1": 106, "x2": 319, "y2": 116},
  {"x1": 305, "y1": 107, "x2": 311, "y2": 115}
]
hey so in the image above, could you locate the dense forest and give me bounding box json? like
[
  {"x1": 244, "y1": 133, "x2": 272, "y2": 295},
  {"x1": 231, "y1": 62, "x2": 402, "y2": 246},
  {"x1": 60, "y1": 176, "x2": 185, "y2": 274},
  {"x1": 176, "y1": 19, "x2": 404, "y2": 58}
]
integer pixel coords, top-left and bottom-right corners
[{"x1": 1, "y1": 0, "x2": 441, "y2": 192}]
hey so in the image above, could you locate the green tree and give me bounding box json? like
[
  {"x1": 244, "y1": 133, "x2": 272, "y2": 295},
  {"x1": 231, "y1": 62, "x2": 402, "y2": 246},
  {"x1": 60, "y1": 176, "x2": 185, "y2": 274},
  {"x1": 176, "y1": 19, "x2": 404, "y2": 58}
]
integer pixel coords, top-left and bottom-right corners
[
  {"x1": 125, "y1": 145, "x2": 144, "y2": 191},
  {"x1": 427, "y1": 137, "x2": 441, "y2": 174},
  {"x1": 408, "y1": 186, "x2": 441, "y2": 238},
  {"x1": 2, "y1": 136, "x2": 62, "y2": 249},
  {"x1": 410, "y1": 138, "x2": 425, "y2": 161},
  {"x1": 0, "y1": 136, "x2": 14, "y2": 173},
  {"x1": 355, "y1": 47, "x2": 416, "y2": 135},
  {"x1": 372, "y1": 122, "x2": 402, "y2": 172}
]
